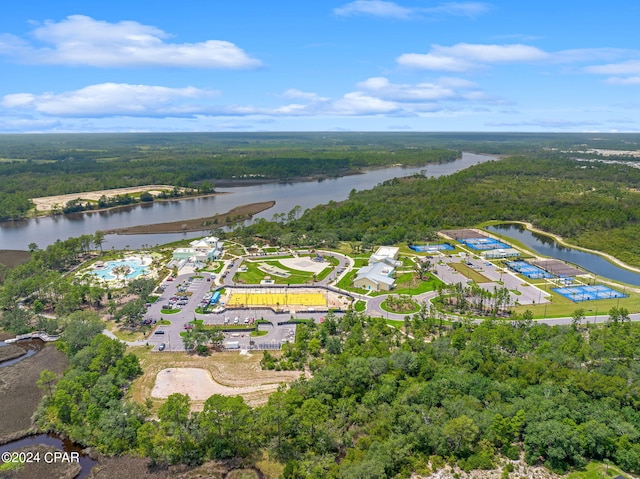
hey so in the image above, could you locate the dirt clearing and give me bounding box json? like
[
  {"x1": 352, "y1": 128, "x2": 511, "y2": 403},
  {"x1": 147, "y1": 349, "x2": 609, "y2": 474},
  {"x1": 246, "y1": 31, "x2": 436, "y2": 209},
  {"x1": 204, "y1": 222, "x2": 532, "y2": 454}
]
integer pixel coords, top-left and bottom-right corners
[
  {"x1": 31, "y1": 185, "x2": 180, "y2": 213},
  {"x1": 130, "y1": 347, "x2": 300, "y2": 408},
  {"x1": 151, "y1": 367, "x2": 280, "y2": 401}
]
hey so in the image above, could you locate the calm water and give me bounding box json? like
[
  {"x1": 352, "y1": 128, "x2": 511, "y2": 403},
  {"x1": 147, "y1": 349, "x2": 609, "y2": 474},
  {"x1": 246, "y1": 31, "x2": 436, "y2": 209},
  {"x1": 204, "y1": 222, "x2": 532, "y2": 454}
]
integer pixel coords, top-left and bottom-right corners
[
  {"x1": 0, "y1": 434, "x2": 97, "y2": 479},
  {"x1": 0, "y1": 152, "x2": 495, "y2": 250},
  {"x1": 487, "y1": 224, "x2": 640, "y2": 286},
  {"x1": 0, "y1": 339, "x2": 44, "y2": 368}
]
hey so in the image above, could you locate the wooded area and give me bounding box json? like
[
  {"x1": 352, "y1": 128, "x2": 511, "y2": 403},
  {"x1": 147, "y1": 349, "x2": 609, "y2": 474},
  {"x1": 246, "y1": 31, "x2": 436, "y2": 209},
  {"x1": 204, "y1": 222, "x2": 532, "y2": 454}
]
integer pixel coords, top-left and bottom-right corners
[
  {"x1": 0, "y1": 132, "x2": 461, "y2": 220},
  {"x1": 236, "y1": 155, "x2": 640, "y2": 266}
]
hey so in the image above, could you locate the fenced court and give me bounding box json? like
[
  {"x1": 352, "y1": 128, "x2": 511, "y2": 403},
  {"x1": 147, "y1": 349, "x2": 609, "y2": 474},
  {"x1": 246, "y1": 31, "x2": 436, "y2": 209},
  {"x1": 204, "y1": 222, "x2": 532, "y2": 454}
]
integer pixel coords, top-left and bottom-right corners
[
  {"x1": 227, "y1": 290, "x2": 327, "y2": 308},
  {"x1": 459, "y1": 237, "x2": 510, "y2": 250},
  {"x1": 553, "y1": 285, "x2": 626, "y2": 302},
  {"x1": 507, "y1": 261, "x2": 554, "y2": 279},
  {"x1": 531, "y1": 259, "x2": 583, "y2": 278},
  {"x1": 409, "y1": 243, "x2": 454, "y2": 252}
]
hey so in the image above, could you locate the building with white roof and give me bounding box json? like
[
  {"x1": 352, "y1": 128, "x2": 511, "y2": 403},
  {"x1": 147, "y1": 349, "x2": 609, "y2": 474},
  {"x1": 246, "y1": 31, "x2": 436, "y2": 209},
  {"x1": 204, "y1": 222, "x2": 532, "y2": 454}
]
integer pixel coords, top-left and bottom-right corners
[
  {"x1": 354, "y1": 262, "x2": 396, "y2": 291},
  {"x1": 172, "y1": 237, "x2": 223, "y2": 262}
]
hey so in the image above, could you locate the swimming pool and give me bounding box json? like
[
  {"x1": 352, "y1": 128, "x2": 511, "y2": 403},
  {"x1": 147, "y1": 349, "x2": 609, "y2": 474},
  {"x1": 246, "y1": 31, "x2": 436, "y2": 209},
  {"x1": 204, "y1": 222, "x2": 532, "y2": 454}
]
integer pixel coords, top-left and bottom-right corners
[{"x1": 91, "y1": 258, "x2": 149, "y2": 281}]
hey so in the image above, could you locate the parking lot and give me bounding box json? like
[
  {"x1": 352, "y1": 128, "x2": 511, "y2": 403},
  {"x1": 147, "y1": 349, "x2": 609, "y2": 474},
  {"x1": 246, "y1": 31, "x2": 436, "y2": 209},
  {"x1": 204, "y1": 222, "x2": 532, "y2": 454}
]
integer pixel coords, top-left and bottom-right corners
[
  {"x1": 144, "y1": 272, "x2": 301, "y2": 352},
  {"x1": 431, "y1": 254, "x2": 549, "y2": 306}
]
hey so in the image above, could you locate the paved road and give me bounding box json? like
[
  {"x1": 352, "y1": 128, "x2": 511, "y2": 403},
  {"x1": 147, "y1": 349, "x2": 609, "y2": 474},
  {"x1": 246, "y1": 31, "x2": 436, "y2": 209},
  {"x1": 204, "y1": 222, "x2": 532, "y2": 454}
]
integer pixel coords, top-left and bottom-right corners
[{"x1": 104, "y1": 252, "x2": 640, "y2": 352}]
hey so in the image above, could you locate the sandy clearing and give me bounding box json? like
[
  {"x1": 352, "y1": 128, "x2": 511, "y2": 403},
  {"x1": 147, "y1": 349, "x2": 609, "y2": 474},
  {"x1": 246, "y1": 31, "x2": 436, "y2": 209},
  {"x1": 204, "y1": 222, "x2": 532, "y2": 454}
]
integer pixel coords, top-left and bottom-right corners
[
  {"x1": 151, "y1": 367, "x2": 281, "y2": 401},
  {"x1": 279, "y1": 257, "x2": 328, "y2": 274},
  {"x1": 31, "y1": 185, "x2": 179, "y2": 212}
]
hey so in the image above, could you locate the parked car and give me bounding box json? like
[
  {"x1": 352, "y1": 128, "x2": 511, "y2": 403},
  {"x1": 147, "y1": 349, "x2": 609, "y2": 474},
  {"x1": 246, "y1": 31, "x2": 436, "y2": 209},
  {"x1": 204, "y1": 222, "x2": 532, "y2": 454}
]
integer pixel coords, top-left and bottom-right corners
[
  {"x1": 154, "y1": 330, "x2": 165, "y2": 335},
  {"x1": 158, "y1": 343, "x2": 166, "y2": 351}
]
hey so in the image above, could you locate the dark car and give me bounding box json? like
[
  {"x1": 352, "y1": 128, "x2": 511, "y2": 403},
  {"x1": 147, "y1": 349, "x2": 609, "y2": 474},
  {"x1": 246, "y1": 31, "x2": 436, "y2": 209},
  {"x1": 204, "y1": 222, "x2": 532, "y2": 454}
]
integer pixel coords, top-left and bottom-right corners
[
  {"x1": 158, "y1": 343, "x2": 166, "y2": 351},
  {"x1": 154, "y1": 330, "x2": 165, "y2": 335}
]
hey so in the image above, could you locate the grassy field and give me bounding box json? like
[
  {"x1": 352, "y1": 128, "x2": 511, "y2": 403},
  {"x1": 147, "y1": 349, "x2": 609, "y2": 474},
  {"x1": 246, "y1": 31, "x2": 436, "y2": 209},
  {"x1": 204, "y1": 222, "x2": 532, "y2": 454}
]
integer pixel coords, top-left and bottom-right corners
[
  {"x1": 451, "y1": 262, "x2": 492, "y2": 283},
  {"x1": 566, "y1": 461, "x2": 630, "y2": 479},
  {"x1": 234, "y1": 259, "x2": 320, "y2": 285},
  {"x1": 129, "y1": 346, "x2": 301, "y2": 410}
]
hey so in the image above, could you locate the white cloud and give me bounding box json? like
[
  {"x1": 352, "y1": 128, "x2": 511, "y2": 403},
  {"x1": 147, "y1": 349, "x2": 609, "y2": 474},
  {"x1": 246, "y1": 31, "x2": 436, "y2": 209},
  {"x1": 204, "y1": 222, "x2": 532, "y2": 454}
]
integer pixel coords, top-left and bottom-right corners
[
  {"x1": 330, "y1": 92, "x2": 400, "y2": 115},
  {"x1": 334, "y1": 1, "x2": 412, "y2": 19},
  {"x1": 2, "y1": 83, "x2": 218, "y2": 117},
  {"x1": 1, "y1": 75, "x2": 492, "y2": 123},
  {"x1": 398, "y1": 43, "x2": 548, "y2": 71},
  {"x1": 356, "y1": 76, "x2": 458, "y2": 101},
  {"x1": 0, "y1": 15, "x2": 261, "y2": 69},
  {"x1": 282, "y1": 89, "x2": 329, "y2": 102},
  {"x1": 586, "y1": 60, "x2": 640, "y2": 75},
  {"x1": 334, "y1": 1, "x2": 490, "y2": 19}
]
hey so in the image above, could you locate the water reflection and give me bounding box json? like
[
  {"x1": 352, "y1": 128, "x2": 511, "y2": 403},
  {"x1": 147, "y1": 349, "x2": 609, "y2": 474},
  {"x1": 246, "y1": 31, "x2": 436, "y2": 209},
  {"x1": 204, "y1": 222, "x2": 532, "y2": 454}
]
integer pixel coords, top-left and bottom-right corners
[
  {"x1": 0, "y1": 153, "x2": 496, "y2": 250},
  {"x1": 487, "y1": 224, "x2": 640, "y2": 286}
]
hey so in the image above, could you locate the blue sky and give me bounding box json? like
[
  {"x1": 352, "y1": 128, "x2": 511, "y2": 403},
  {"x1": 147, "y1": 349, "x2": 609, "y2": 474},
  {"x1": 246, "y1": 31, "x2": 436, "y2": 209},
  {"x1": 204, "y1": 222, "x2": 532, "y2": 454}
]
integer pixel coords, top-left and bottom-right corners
[{"x1": 0, "y1": 0, "x2": 639, "y2": 133}]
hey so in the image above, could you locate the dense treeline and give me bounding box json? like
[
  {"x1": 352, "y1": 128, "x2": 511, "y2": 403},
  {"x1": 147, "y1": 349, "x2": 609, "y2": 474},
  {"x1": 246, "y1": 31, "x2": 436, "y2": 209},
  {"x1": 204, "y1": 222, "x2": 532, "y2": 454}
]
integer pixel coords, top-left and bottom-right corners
[
  {"x1": 236, "y1": 155, "x2": 640, "y2": 266},
  {"x1": 250, "y1": 312, "x2": 640, "y2": 476},
  {"x1": 0, "y1": 192, "x2": 33, "y2": 220},
  {"x1": 38, "y1": 311, "x2": 640, "y2": 476},
  {"x1": 0, "y1": 132, "x2": 462, "y2": 221},
  {"x1": 0, "y1": 234, "x2": 105, "y2": 312}
]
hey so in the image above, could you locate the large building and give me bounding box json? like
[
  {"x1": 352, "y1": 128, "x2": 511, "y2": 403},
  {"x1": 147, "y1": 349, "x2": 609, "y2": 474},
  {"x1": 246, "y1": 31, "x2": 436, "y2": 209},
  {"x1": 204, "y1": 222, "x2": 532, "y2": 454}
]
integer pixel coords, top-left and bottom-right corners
[
  {"x1": 354, "y1": 261, "x2": 396, "y2": 291},
  {"x1": 369, "y1": 246, "x2": 402, "y2": 267},
  {"x1": 172, "y1": 236, "x2": 223, "y2": 262}
]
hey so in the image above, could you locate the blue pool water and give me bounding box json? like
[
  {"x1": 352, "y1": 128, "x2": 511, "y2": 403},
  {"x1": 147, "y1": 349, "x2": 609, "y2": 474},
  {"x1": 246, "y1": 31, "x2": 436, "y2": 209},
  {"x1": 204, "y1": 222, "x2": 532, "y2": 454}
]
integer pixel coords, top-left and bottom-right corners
[{"x1": 90, "y1": 258, "x2": 149, "y2": 280}]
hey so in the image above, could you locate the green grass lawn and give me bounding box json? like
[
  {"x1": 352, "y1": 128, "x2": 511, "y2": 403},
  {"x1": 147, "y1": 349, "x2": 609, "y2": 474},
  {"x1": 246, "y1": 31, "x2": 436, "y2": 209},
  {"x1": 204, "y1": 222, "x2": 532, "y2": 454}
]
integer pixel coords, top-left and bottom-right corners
[
  {"x1": 160, "y1": 308, "x2": 180, "y2": 314},
  {"x1": 354, "y1": 300, "x2": 367, "y2": 312},
  {"x1": 384, "y1": 319, "x2": 405, "y2": 329},
  {"x1": 233, "y1": 259, "x2": 319, "y2": 285},
  {"x1": 337, "y1": 270, "x2": 369, "y2": 294},
  {"x1": 381, "y1": 298, "x2": 421, "y2": 314},
  {"x1": 370, "y1": 273, "x2": 442, "y2": 297},
  {"x1": 566, "y1": 461, "x2": 630, "y2": 479}
]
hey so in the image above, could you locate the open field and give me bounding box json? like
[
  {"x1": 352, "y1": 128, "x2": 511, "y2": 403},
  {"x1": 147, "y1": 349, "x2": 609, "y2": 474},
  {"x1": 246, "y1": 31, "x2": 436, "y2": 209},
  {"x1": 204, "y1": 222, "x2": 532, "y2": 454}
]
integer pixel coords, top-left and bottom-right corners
[
  {"x1": 31, "y1": 185, "x2": 179, "y2": 213},
  {"x1": 130, "y1": 347, "x2": 301, "y2": 409},
  {"x1": 152, "y1": 367, "x2": 283, "y2": 401}
]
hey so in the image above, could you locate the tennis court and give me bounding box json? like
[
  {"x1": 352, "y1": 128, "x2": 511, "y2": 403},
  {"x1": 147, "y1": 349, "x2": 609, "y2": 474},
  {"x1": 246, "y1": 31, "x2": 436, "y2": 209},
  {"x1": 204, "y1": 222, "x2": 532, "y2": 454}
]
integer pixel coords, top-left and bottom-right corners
[
  {"x1": 553, "y1": 285, "x2": 626, "y2": 302},
  {"x1": 507, "y1": 261, "x2": 554, "y2": 279},
  {"x1": 409, "y1": 243, "x2": 454, "y2": 252},
  {"x1": 227, "y1": 291, "x2": 327, "y2": 307},
  {"x1": 460, "y1": 237, "x2": 510, "y2": 250}
]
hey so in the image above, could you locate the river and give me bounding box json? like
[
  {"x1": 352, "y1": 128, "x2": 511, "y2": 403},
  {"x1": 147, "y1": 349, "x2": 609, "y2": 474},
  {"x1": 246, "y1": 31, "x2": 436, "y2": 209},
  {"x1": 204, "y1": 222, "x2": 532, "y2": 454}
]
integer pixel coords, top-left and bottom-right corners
[
  {"x1": 0, "y1": 152, "x2": 495, "y2": 251},
  {"x1": 487, "y1": 224, "x2": 640, "y2": 286}
]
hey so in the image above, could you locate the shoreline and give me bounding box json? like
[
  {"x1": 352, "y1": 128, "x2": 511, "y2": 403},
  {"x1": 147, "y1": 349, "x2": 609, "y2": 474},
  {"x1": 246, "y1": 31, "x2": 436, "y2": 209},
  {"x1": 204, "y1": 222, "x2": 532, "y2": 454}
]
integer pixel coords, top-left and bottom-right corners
[
  {"x1": 498, "y1": 220, "x2": 640, "y2": 274},
  {"x1": 102, "y1": 200, "x2": 275, "y2": 235}
]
